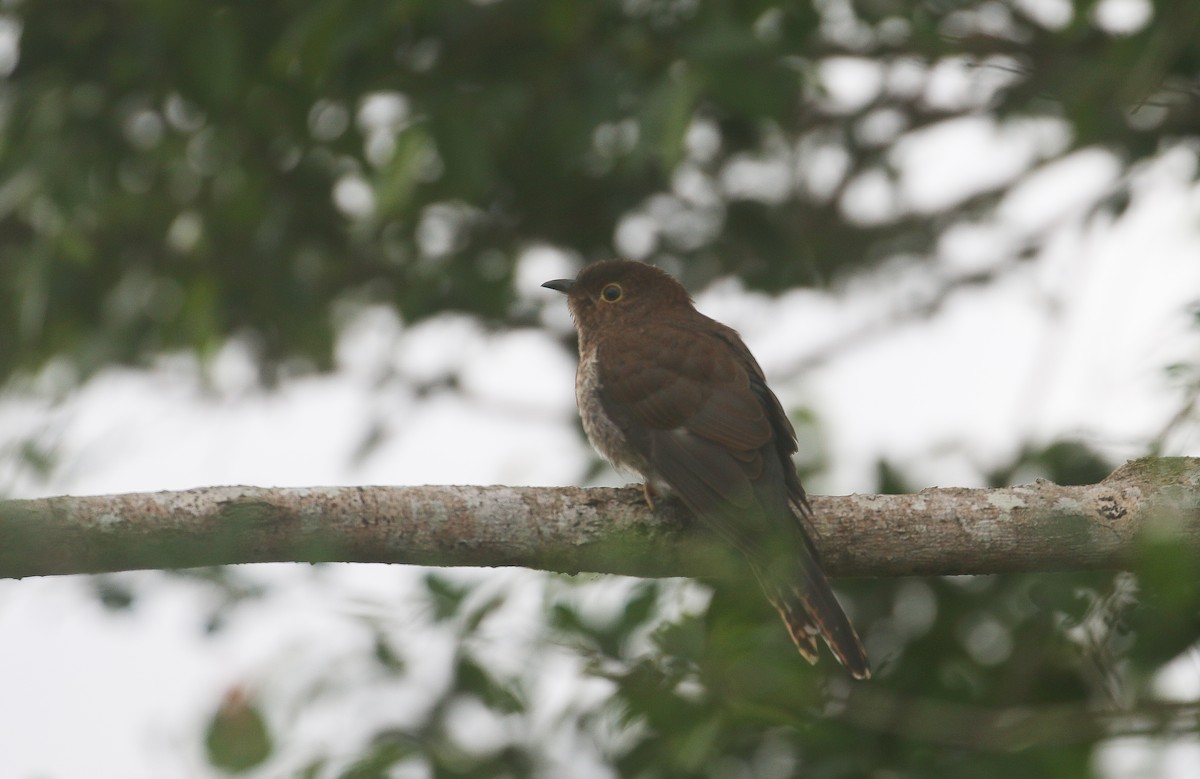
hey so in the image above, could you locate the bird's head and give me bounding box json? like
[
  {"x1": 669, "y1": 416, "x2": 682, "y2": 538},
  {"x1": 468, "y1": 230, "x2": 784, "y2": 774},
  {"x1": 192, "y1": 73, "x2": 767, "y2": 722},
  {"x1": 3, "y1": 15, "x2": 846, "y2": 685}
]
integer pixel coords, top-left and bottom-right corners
[{"x1": 542, "y1": 260, "x2": 693, "y2": 332}]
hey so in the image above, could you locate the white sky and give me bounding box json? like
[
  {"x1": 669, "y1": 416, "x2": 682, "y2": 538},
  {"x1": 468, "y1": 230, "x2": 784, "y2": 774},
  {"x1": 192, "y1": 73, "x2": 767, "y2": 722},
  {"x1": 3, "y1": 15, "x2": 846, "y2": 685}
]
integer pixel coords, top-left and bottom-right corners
[{"x1": 2, "y1": 127, "x2": 1200, "y2": 778}]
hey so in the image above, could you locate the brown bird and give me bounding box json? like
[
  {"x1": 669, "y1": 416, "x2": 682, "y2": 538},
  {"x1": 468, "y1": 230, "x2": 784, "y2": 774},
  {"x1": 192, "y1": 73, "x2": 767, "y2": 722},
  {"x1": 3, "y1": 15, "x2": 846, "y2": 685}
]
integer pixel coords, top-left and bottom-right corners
[{"x1": 544, "y1": 259, "x2": 870, "y2": 679}]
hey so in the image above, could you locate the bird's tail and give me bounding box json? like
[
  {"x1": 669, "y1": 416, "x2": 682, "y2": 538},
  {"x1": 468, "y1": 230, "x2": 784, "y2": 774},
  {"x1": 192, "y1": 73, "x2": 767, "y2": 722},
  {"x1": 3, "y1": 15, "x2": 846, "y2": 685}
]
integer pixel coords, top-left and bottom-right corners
[{"x1": 750, "y1": 559, "x2": 871, "y2": 680}]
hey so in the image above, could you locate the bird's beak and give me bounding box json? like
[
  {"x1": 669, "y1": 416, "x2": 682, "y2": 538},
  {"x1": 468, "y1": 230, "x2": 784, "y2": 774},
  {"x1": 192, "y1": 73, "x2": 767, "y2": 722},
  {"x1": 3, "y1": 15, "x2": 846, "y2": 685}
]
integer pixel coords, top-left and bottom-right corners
[{"x1": 541, "y1": 279, "x2": 575, "y2": 293}]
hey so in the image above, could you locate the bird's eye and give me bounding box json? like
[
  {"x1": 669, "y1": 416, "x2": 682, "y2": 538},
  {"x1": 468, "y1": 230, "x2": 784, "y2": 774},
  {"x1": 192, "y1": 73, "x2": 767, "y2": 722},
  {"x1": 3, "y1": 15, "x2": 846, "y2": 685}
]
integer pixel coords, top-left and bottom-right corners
[{"x1": 601, "y1": 283, "x2": 623, "y2": 303}]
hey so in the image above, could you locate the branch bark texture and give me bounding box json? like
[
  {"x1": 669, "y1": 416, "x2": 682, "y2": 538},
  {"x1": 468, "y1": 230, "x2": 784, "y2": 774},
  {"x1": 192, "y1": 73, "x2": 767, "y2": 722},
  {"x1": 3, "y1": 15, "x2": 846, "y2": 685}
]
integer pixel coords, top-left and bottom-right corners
[{"x1": 2, "y1": 458, "x2": 1198, "y2": 581}]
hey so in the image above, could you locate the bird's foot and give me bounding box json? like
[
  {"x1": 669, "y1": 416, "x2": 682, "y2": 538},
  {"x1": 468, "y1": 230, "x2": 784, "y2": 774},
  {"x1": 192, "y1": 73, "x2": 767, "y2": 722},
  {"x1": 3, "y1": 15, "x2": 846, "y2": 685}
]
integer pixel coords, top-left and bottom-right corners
[{"x1": 641, "y1": 481, "x2": 657, "y2": 511}]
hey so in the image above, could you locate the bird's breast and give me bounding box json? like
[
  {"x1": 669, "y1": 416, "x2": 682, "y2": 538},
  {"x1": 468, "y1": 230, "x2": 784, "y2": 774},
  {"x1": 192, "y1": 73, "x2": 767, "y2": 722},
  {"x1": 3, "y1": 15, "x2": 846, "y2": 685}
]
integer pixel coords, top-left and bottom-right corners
[{"x1": 577, "y1": 347, "x2": 653, "y2": 479}]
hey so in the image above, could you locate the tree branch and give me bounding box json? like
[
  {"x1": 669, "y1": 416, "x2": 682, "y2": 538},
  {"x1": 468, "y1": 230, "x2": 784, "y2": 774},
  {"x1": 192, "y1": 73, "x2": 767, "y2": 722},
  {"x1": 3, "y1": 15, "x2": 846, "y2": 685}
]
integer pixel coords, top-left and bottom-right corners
[{"x1": 2, "y1": 458, "x2": 1198, "y2": 581}]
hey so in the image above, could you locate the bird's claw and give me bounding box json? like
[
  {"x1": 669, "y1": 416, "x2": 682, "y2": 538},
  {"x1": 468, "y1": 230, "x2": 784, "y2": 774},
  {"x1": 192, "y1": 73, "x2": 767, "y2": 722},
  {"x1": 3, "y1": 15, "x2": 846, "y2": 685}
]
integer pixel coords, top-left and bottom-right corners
[{"x1": 641, "y1": 482, "x2": 657, "y2": 511}]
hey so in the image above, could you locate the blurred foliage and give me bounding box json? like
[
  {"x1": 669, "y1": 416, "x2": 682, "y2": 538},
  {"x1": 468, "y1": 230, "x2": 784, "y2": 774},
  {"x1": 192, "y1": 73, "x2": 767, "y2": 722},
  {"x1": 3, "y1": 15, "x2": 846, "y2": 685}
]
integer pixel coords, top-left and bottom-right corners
[
  {"x1": 3, "y1": 0, "x2": 1199, "y2": 776},
  {"x1": 204, "y1": 687, "x2": 274, "y2": 774},
  {"x1": 987, "y1": 440, "x2": 1116, "y2": 488},
  {"x1": 2, "y1": 0, "x2": 1198, "y2": 383}
]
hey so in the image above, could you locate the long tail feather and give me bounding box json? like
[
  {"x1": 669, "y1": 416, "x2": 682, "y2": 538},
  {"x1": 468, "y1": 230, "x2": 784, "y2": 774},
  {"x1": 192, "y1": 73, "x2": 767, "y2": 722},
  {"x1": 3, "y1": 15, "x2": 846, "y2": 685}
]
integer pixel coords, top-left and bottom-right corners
[{"x1": 751, "y1": 562, "x2": 871, "y2": 680}]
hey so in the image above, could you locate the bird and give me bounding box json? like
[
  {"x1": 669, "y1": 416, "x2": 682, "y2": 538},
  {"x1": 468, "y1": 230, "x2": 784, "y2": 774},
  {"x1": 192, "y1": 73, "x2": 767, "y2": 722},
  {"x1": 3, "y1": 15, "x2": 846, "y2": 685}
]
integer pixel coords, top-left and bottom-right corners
[{"x1": 543, "y1": 259, "x2": 870, "y2": 679}]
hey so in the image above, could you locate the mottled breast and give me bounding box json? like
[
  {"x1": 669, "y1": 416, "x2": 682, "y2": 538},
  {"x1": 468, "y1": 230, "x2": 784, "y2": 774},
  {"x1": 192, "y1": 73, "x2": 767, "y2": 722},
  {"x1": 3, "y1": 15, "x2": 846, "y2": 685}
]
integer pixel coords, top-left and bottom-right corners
[{"x1": 576, "y1": 347, "x2": 654, "y2": 478}]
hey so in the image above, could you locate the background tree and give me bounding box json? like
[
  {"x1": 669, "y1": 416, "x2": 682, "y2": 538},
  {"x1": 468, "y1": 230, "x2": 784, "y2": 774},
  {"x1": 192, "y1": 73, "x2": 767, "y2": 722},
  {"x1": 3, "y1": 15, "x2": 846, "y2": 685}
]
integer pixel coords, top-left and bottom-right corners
[{"x1": 1, "y1": 1, "x2": 1199, "y2": 777}]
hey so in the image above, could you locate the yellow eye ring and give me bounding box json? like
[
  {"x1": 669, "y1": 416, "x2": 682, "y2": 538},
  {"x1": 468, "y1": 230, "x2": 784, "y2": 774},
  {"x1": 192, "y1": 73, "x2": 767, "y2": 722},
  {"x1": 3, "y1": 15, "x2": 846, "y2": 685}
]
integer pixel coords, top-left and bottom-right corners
[{"x1": 601, "y1": 283, "x2": 623, "y2": 303}]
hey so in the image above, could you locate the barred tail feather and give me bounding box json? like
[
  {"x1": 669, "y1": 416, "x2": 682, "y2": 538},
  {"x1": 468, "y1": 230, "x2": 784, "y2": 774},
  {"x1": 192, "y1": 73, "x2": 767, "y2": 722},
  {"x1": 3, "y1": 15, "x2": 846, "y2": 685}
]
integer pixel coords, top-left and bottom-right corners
[
  {"x1": 752, "y1": 563, "x2": 871, "y2": 680},
  {"x1": 764, "y1": 588, "x2": 821, "y2": 665}
]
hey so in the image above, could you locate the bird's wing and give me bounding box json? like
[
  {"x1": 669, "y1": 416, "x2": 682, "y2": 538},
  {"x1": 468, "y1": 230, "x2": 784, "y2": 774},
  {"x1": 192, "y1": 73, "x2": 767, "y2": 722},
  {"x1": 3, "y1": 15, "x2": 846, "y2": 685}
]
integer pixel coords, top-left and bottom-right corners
[
  {"x1": 597, "y1": 319, "x2": 870, "y2": 679},
  {"x1": 596, "y1": 318, "x2": 790, "y2": 548},
  {"x1": 708, "y1": 322, "x2": 813, "y2": 518},
  {"x1": 598, "y1": 321, "x2": 771, "y2": 443}
]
